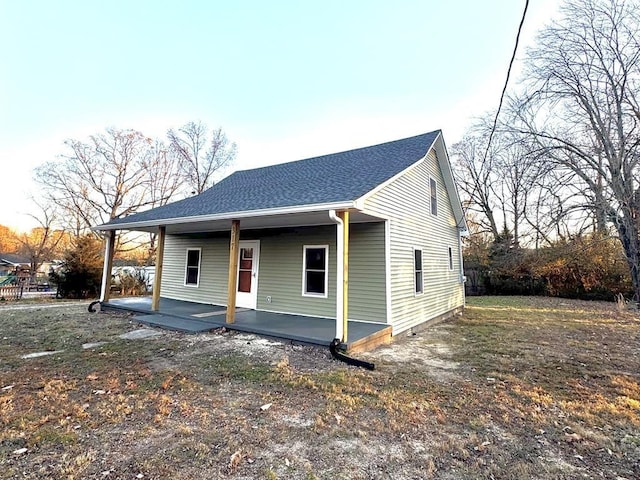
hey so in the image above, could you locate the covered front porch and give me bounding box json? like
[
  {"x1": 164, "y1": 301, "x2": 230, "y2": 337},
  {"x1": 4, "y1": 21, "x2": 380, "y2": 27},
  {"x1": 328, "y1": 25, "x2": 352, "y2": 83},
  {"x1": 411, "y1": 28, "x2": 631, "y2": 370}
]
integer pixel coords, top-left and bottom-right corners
[
  {"x1": 96, "y1": 205, "x2": 390, "y2": 352},
  {"x1": 103, "y1": 296, "x2": 391, "y2": 353}
]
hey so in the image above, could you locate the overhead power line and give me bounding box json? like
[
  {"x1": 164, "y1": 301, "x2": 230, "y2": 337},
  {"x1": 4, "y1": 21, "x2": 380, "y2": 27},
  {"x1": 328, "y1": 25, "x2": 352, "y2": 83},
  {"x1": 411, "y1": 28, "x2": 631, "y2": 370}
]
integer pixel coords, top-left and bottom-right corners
[{"x1": 482, "y1": 0, "x2": 530, "y2": 165}]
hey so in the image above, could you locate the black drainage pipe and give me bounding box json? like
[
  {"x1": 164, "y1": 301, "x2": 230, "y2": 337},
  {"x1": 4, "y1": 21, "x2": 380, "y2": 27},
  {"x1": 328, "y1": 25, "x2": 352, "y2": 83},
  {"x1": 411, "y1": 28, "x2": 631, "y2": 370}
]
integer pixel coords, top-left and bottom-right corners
[
  {"x1": 329, "y1": 338, "x2": 375, "y2": 370},
  {"x1": 88, "y1": 300, "x2": 101, "y2": 313}
]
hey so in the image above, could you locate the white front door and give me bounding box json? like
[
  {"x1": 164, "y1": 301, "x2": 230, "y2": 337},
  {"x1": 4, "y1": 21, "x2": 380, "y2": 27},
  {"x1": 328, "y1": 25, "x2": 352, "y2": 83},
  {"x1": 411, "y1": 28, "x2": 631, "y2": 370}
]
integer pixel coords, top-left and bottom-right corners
[{"x1": 236, "y1": 240, "x2": 260, "y2": 309}]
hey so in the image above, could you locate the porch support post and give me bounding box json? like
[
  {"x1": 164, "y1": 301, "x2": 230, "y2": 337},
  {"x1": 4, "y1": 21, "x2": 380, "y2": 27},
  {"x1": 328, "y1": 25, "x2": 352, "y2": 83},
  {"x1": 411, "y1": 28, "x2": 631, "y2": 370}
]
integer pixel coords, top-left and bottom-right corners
[
  {"x1": 151, "y1": 226, "x2": 166, "y2": 311},
  {"x1": 99, "y1": 230, "x2": 116, "y2": 302},
  {"x1": 226, "y1": 219, "x2": 240, "y2": 324},
  {"x1": 338, "y1": 210, "x2": 349, "y2": 343}
]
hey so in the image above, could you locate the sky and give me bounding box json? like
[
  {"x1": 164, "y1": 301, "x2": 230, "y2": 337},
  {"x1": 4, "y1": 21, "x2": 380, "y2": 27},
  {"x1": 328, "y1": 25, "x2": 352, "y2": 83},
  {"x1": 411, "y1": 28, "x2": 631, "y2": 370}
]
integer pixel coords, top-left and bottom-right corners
[{"x1": 0, "y1": 0, "x2": 559, "y2": 232}]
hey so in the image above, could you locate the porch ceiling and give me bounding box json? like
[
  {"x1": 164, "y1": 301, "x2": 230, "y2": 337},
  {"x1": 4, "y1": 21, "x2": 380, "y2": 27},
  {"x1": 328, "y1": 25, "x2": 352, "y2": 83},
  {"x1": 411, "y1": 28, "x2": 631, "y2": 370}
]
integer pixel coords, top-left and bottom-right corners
[{"x1": 113, "y1": 210, "x2": 385, "y2": 234}]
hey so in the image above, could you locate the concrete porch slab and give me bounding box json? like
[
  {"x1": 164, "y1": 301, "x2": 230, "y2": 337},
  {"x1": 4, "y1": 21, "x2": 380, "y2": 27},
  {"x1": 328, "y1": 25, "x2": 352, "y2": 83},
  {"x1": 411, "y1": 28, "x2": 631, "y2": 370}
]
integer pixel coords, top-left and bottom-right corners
[{"x1": 103, "y1": 296, "x2": 391, "y2": 351}]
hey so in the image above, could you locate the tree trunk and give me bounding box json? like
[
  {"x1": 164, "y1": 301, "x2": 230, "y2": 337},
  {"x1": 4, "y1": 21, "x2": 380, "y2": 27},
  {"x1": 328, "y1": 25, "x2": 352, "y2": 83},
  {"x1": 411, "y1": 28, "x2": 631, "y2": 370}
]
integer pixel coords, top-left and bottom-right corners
[{"x1": 615, "y1": 217, "x2": 640, "y2": 305}]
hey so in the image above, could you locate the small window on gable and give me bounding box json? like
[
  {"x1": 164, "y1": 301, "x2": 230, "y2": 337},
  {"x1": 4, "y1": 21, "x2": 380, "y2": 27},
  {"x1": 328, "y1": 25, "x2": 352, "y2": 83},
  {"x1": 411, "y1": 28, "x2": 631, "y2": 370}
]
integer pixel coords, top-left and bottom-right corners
[
  {"x1": 448, "y1": 247, "x2": 454, "y2": 270},
  {"x1": 430, "y1": 177, "x2": 438, "y2": 216},
  {"x1": 185, "y1": 248, "x2": 201, "y2": 286},
  {"x1": 414, "y1": 248, "x2": 424, "y2": 295},
  {"x1": 303, "y1": 245, "x2": 328, "y2": 297}
]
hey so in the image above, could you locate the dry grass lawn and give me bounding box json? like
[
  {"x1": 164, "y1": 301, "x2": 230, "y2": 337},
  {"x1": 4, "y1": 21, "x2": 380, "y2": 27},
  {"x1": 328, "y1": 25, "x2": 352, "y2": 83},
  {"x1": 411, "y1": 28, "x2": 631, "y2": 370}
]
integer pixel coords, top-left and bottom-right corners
[{"x1": 0, "y1": 296, "x2": 639, "y2": 479}]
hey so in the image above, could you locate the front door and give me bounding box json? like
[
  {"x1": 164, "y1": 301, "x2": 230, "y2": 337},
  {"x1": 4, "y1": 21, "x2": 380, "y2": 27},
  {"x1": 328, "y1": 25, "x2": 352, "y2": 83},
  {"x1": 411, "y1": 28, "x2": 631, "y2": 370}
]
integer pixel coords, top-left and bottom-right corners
[{"x1": 236, "y1": 240, "x2": 260, "y2": 309}]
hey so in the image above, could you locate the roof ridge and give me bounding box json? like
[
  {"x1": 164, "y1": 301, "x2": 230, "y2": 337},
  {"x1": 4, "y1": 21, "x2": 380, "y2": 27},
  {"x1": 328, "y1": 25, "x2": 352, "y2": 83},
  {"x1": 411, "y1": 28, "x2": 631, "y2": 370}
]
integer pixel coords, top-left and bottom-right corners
[{"x1": 233, "y1": 130, "x2": 441, "y2": 175}]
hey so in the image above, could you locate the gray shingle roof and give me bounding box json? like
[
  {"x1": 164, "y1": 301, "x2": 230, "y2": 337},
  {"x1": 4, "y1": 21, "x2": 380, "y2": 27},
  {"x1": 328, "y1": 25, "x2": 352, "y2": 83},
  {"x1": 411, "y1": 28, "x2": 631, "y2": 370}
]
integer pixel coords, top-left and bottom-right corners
[
  {"x1": 100, "y1": 130, "x2": 440, "y2": 228},
  {"x1": 0, "y1": 253, "x2": 30, "y2": 265}
]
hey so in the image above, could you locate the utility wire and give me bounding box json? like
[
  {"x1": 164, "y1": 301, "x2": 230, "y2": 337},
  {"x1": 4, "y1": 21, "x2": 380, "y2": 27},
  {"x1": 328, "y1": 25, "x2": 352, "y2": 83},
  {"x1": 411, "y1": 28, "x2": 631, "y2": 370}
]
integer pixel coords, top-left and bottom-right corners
[{"x1": 481, "y1": 0, "x2": 530, "y2": 165}]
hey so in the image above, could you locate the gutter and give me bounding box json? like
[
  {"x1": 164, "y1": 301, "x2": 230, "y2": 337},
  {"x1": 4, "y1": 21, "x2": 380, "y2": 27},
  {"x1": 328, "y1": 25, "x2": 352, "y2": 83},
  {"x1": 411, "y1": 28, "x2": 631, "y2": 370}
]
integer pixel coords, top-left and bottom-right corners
[{"x1": 93, "y1": 201, "x2": 356, "y2": 232}]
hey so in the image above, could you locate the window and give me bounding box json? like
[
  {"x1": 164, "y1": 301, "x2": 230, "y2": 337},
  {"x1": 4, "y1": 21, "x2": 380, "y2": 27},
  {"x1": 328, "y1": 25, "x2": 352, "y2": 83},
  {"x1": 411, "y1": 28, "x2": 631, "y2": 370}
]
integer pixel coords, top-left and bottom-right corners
[
  {"x1": 303, "y1": 245, "x2": 328, "y2": 297},
  {"x1": 414, "y1": 248, "x2": 424, "y2": 294},
  {"x1": 184, "y1": 249, "x2": 201, "y2": 286},
  {"x1": 238, "y1": 247, "x2": 253, "y2": 293},
  {"x1": 448, "y1": 247, "x2": 454, "y2": 270},
  {"x1": 430, "y1": 177, "x2": 438, "y2": 216}
]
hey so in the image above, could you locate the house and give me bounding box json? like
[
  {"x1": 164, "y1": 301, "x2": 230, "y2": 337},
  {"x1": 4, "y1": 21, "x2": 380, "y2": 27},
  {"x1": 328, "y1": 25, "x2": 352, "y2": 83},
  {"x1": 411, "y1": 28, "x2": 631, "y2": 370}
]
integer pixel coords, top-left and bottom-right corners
[
  {"x1": 0, "y1": 254, "x2": 30, "y2": 283},
  {"x1": 93, "y1": 130, "x2": 467, "y2": 350}
]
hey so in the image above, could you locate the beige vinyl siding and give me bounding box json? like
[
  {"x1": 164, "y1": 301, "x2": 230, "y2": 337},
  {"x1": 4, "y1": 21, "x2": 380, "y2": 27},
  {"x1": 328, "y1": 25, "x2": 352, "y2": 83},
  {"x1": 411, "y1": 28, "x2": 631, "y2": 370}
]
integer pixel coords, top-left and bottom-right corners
[
  {"x1": 256, "y1": 226, "x2": 336, "y2": 317},
  {"x1": 159, "y1": 224, "x2": 388, "y2": 322},
  {"x1": 160, "y1": 234, "x2": 229, "y2": 305},
  {"x1": 347, "y1": 222, "x2": 387, "y2": 322},
  {"x1": 363, "y1": 150, "x2": 464, "y2": 334},
  {"x1": 255, "y1": 223, "x2": 387, "y2": 321}
]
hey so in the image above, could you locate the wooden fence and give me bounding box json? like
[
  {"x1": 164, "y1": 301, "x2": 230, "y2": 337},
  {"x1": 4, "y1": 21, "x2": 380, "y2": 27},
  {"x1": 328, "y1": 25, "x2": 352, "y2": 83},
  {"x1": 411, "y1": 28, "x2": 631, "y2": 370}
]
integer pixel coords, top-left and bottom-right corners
[{"x1": 0, "y1": 285, "x2": 24, "y2": 300}]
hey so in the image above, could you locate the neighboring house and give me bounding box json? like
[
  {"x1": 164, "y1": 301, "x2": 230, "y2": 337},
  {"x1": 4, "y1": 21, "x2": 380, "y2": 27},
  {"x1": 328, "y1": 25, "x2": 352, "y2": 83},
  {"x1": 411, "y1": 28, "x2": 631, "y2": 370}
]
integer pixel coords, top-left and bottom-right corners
[
  {"x1": 94, "y1": 130, "x2": 467, "y2": 343},
  {"x1": 0, "y1": 254, "x2": 30, "y2": 281},
  {"x1": 0, "y1": 253, "x2": 29, "y2": 271}
]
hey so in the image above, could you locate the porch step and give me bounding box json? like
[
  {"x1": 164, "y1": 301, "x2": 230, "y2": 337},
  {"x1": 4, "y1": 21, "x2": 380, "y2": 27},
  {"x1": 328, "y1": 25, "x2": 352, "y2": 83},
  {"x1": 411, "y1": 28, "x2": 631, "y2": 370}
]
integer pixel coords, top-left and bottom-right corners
[
  {"x1": 132, "y1": 314, "x2": 224, "y2": 333},
  {"x1": 346, "y1": 325, "x2": 392, "y2": 354}
]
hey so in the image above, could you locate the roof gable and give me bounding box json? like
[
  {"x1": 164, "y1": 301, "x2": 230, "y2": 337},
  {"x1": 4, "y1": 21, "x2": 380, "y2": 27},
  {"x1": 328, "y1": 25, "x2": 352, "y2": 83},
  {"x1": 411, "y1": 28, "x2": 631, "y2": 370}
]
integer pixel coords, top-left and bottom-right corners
[
  {"x1": 98, "y1": 131, "x2": 441, "y2": 229},
  {"x1": 355, "y1": 133, "x2": 466, "y2": 230},
  {"x1": 0, "y1": 253, "x2": 30, "y2": 266}
]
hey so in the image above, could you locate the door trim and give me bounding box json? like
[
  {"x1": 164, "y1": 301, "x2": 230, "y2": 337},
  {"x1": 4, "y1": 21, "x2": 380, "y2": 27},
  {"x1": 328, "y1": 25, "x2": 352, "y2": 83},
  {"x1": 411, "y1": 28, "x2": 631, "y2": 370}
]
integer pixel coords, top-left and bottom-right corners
[{"x1": 236, "y1": 240, "x2": 260, "y2": 309}]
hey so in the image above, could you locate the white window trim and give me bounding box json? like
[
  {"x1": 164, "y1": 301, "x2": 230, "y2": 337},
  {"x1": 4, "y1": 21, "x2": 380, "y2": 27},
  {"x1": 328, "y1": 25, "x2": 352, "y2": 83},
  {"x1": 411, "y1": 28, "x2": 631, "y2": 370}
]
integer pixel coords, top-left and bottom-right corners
[
  {"x1": 413, "y1": 247, "x2": 424, "y2": 296},
  {"x1": 184, "y1": 248, "x2": 202, "y2": 287},
  {"x1": 430, "y1": 177, "x2": 438, "y2": 216},
  {"x1": 302, "y1": 244, "x2": 329, "y2": 298},
  {"x1": 448, "y1": 246, "x2": 454, "y2": 271}
]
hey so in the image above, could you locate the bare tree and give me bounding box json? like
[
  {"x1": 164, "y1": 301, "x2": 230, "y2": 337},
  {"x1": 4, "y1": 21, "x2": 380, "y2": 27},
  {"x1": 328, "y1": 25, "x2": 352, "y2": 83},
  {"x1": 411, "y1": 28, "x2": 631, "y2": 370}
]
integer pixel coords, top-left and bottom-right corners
[
  {"x1": 451, "y1": 117, "x2": 552, "y2": 247},
  {"x1": 167, "y1": 121, "x2": 236, "y2": 194},
  {"x1": 142, "y1": 140, "x2": 184, "y2": 264},
  {"x1": 520, "y1": 165, "x2": 582, "y2": 248},
  {"x1": 493, "y1": 136, "x2": 546, "y2": 247},
  {"x1": 145, "y1": 140, "x2": 184, "y2": 208},
  {"x1": 451, "y1": 131, "x2": 501, "y2": 241},
  {"x1": 35, "y1": 128, "x2": 156, "y2": 234},
  {"x1": 511, "y1": 0, "x2": 640, "y2": 300},
  {"x1": 15, "y1": 202, "x2": 66, "y2": 283}
]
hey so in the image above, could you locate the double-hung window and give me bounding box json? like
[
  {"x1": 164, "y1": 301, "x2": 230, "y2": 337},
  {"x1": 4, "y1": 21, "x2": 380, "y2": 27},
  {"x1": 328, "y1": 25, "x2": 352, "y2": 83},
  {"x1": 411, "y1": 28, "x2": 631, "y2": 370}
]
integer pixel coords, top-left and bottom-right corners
[
  {"x1": 185, "y1": 248, "x2": 201, "y2": 286},
  {"x1": 303, "y1": 245, "x2": 328, "y2": 297}
]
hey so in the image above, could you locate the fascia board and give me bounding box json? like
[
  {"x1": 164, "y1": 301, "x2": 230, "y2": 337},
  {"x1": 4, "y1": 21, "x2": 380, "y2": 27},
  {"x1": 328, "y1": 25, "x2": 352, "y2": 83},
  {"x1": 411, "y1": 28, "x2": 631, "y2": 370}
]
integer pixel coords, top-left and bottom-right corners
[{"x1": 92, "y1": 201, "x2": 356, "y2": 231}]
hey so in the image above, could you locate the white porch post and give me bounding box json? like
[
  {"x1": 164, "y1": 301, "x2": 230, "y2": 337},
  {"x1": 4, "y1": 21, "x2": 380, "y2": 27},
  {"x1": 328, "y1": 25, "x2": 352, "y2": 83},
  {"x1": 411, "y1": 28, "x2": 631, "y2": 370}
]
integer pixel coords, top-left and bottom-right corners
[{"x1": 99, "y1": 230, "x2": 116, "y2": 302}]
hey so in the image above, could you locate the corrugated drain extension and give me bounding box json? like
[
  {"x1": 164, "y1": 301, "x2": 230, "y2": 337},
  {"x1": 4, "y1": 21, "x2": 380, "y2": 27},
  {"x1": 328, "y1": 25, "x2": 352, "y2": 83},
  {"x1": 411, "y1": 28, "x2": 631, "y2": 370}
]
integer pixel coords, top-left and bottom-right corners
[
  {"x1": 329, "y1": 338, "x2": 375, "y2": 370},
  {"x1": 88, "y1": 300, "x2": 101, "y2": 313}
]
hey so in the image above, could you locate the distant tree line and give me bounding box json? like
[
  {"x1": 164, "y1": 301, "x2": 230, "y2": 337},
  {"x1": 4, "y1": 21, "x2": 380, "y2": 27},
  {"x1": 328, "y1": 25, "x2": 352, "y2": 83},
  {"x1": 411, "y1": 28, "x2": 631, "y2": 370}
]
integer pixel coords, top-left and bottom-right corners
[
  {"x1": 0, "y1": 121, "x2": 235, "y2": 299},
  {"x1": 452, "y1": 0, "x2": 640, "y2": 302}
]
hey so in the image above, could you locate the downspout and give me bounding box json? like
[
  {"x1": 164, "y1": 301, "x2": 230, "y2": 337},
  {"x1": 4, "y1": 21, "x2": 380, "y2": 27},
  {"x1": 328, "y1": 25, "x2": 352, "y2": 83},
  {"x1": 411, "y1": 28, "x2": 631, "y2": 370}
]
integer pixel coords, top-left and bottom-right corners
[
  {"x1": 328, "y1": 209, "x2": 344, "y2": 341},
  {"x1": 328, "y1": 210, "x2": 375, "y2": 370}
]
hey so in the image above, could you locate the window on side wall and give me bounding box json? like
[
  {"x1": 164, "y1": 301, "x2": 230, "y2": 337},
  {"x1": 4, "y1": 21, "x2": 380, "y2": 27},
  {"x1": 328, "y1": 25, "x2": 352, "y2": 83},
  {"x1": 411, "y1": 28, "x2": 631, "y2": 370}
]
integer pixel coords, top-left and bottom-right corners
[
  {"x1": 185, "y1": 248, "x2": 201, "y2": 286},
  {"x1": 448, "y1": 247, "x2": 454, "y2": 270},
  {"x1": 430, "y1": 177, "x2": 438, "y2": 216},
  {"x1": 414, "y1": 248, "x2": 424, "y2": 295},
  {"x1": 303, "y1": 245, "x2": 328, "y2": 297}
]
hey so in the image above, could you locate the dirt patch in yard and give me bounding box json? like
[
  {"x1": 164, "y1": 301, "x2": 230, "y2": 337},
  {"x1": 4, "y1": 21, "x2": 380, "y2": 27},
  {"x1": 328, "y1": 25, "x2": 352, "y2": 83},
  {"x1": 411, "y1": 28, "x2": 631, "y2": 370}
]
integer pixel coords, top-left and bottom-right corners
[
  {"x1": 1, "y1": 297, "x2": 639, "y2": 479},
  {"x1": 359, "y1": 326, "x2": 461, "y2": 383}
]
